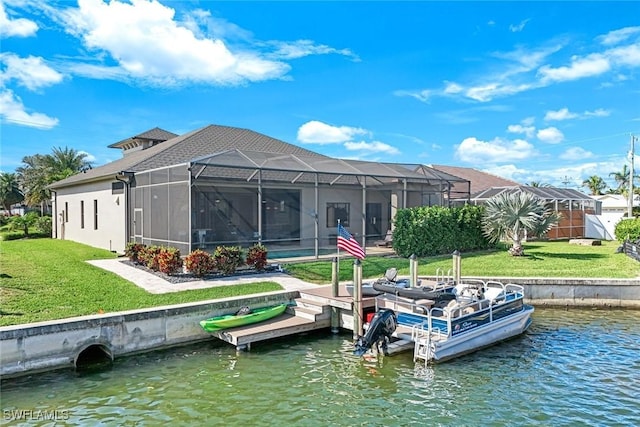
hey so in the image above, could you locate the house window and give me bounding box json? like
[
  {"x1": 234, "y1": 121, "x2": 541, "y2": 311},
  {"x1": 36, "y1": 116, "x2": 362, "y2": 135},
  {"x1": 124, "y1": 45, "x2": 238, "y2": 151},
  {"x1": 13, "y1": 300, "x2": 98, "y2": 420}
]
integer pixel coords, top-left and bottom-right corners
[
  {"x1": 80, "y1": 201, "x2": 84, "y2": 229},
  {"x1": 326, "y1": 203, "x2": 349, "y2": 227},
  {"x1": 64, "y1": 202, "x2": 68, "y2": 222},
  {"x1": 93, "y1": 200, "x2": 98, "y2": 230}
]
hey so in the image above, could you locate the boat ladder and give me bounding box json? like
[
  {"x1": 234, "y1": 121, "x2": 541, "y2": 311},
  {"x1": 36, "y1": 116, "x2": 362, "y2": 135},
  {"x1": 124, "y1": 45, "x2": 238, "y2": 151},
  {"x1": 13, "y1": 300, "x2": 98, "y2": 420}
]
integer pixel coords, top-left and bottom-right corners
[{"x1": 412, "y1": 325, "x2": 437, "y2": 366}]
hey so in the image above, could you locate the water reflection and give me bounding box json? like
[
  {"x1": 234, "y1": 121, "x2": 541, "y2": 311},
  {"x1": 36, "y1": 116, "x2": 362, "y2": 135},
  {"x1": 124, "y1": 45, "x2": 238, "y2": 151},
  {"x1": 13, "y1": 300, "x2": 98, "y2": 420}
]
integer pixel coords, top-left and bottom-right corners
[{"x1": 1, "y1": 309, "x2": 639, "y2": 426}]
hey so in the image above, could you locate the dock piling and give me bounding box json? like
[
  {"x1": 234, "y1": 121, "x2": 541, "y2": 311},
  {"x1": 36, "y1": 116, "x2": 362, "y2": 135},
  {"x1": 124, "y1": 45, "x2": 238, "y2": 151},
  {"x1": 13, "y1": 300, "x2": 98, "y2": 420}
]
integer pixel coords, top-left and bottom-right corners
[{"x1": 353, "y1": 259, "x2": 363, "y2": 339}]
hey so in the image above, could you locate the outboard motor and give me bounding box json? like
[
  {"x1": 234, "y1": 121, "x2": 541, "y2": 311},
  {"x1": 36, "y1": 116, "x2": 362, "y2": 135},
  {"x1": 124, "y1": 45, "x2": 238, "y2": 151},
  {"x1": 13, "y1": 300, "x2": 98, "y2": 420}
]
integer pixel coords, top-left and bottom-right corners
[{"x1": 354, "y1": 309, "x2": 397, "y2": 356}]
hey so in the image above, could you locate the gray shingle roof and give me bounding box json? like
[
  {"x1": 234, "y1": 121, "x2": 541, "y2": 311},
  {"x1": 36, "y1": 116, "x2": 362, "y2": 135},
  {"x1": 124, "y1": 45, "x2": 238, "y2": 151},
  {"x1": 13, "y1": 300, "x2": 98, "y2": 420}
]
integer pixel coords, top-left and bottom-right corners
[
  {"x1": 429, "y1": 164, "x2": 520, "y2": 194},
  {"x1": 50, "y1": 124, "x2": 328, "y2": 189},
  {"x1": 108, "y1": 127, "x2": 178, "y2": 148}
]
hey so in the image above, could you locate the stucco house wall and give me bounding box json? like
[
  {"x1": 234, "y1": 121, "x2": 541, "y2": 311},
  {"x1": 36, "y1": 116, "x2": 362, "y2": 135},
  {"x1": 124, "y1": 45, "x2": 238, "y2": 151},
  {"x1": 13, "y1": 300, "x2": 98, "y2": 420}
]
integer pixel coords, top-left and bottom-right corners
[{"x1": 53, "y1": 179, "x2": 126, "y2": 253}]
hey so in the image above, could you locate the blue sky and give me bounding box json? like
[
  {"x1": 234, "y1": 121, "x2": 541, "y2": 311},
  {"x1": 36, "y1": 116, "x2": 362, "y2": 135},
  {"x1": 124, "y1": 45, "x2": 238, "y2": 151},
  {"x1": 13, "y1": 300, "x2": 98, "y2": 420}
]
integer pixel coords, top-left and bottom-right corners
[{"x1": 1, "y1": 0, "x2": 639, "y2": 190}]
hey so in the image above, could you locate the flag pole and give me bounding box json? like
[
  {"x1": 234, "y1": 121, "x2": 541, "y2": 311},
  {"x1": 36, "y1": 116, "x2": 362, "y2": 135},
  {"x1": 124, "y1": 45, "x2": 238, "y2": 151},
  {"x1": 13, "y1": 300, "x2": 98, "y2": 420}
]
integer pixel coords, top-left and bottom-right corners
[{"x1": 336, "y1": 219, "x2": 340, "y2": 281}]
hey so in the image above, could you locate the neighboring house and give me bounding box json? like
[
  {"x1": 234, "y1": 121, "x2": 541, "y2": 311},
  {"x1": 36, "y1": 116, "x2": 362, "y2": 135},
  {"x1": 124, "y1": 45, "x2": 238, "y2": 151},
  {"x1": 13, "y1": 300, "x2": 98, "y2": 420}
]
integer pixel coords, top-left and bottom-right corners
[
  {"x1": 429, "y1": 164, "x2": 520, "y2": 197},
  {"x1": 49, "y1": 124, "x2": 469, "y2": 256},
  {"x1": 470, "y1": 186, "x2": 598, "y2": 239},
  {"x1": 586, "y1": 194, "x2": 640, "y2": 240}
]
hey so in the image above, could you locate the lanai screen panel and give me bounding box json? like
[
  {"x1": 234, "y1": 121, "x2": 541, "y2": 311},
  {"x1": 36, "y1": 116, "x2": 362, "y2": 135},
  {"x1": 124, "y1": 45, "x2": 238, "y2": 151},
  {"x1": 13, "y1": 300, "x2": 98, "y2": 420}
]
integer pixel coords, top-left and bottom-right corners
[{"x1": 130, "y1": 165, "x2": 190, "y2": 254}]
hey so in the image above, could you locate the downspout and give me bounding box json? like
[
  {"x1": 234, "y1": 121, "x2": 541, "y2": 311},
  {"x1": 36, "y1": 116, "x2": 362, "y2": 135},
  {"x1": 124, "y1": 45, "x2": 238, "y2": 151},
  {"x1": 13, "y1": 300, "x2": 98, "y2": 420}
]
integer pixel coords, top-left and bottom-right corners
[
  {"x1": 115, "y1": 172, "x2": 133, "y2": 248},
  {"x1": 51, "y1": 190, "x2": 58, "y2": 239}
]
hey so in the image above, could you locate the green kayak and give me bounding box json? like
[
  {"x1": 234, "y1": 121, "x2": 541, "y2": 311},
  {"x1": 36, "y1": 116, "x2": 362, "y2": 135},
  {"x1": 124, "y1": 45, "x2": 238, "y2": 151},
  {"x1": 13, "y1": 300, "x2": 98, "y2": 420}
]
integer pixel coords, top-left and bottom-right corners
[{"x1": 199, "y1": 304, "x2": 288, "y2": 332}]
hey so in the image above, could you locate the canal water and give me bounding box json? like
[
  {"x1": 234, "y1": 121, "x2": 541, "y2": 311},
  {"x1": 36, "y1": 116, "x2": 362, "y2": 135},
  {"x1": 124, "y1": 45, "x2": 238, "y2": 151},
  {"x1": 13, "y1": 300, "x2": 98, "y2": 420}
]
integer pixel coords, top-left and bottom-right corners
[{"x1": 2, "y1": 308, "x2": 639, "y2": 426}]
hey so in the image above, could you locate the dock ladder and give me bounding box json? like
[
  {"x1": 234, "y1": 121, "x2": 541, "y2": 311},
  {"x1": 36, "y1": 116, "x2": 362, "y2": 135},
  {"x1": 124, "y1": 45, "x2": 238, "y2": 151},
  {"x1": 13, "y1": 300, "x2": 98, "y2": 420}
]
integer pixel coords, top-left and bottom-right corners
[{"x1": 412, "y1": 324, "x2": 436, "y2": 365}]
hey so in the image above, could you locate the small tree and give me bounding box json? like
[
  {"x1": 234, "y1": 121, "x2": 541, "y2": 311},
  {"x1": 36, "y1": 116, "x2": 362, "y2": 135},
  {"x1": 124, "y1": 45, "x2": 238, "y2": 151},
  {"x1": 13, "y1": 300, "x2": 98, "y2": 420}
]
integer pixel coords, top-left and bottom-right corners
[
  {"x1": 8, "y1": 212, "x2": 38, "y2": 238},
  {"x1": 482, "y1": 192, "x2": 561, "y2": 256}
]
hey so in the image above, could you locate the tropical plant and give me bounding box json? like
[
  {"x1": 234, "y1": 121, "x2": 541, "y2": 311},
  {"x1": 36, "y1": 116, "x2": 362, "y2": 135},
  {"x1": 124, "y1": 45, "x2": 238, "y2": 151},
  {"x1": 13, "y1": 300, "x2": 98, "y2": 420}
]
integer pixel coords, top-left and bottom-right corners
[
  {"x1": 184, "y1": 249, "x2": 214, "y2": 277},
  {"x1": 16, "y1": 147, "x2": 92, "y2": 214},
  {"x1": 481, "y1": 191, "x2": 562, "y2": 256},
  {"x1": 609, "y1": 165, "x2": 639, "y2": 196},
  {"x1": 7, "y1": 212, "x2": 39, "y2": 238},
  {"x1": 124, "y1": 242, "x2": 146, "y2": 264},
  {"x1": 614, "y1": 218, "x2": 640, "y2": 242},
  {"x1": 0, "y1": 172, "x2": 24, "y2": 212},
  {"x1": 582, "y1": 175, "x2": 608, "y2": 195},
  {"x1": 156, "y1": 247, "x2": 183, "y2": 275},
  {"x1": 527, "y1": 181, "x2": 550, "y2": 188},
  {"x1": 246, "y1": 244, "x2": 268, "y2": 271},
  {"x1": 212, "y1": 245, "x2": 244, "y2": 275},
  {"x1": 34, "y1": 215, "x2": 52, "y2": 235}
]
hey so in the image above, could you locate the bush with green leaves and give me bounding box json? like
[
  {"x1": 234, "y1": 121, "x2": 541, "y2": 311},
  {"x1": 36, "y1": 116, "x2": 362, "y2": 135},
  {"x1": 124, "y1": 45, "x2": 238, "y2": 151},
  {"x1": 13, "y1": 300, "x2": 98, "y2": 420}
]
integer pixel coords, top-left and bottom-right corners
[
  {"x1": 184, "y1": 249, "x2": 214, "y2": 277},
  {"x1": 246, "y1": 244, "x2": 268, "y2": 271},
  {"x1": 34, "y1": 215, "x2": 52, "y2": 235},
  {"x1": 393, "y1": 205, "x2": 492, "y2": 257},
  {"x1": 614, "y1": 218, "x2": 640, "y2": 242},
  {"x1": 125, "y1": 242, "x2": 146, "y2": 264},
  {"x1": 157, "y1": 247, "x2": 183, "y2": 275},
  {"x1": 212, "y1": 245, "x2": 245, "y2": 275}
]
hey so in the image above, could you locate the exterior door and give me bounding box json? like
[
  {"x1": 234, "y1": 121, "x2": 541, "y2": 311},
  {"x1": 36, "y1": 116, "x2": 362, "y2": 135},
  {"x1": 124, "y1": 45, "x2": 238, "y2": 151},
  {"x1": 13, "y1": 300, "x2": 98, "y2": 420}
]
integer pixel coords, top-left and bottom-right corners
[
  {"x1": 366, "y1": 203, "x2": 382, "y2": 238},
  {"x1": 134, "y1": 208, "x2": 143, "y2": 241}
]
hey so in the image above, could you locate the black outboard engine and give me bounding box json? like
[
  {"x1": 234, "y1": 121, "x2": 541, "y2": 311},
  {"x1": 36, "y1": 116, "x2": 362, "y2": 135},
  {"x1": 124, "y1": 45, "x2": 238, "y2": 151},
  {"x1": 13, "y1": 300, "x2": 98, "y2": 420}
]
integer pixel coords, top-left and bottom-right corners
[{"x1": 354, "y1": 309, "x2": 398, "y2": 356}]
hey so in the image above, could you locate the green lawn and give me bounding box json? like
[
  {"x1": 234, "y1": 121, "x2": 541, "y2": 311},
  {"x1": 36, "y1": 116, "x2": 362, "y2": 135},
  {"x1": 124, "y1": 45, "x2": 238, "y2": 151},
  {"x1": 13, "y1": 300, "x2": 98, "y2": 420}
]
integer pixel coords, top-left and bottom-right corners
[
  {"x1": 284, "y1": 240, "x2": 640, "y2": 283},
  {"x1": 0, "y1": 239, "x2": 282, "y2": 327}
]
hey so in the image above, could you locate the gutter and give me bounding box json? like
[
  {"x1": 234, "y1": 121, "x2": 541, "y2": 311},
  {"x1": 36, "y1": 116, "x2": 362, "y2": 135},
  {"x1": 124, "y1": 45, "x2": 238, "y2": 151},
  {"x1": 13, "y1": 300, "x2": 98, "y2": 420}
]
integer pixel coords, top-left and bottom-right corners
[{"x1": 115, "y1": 171, "x2": 134, "y2": 247}]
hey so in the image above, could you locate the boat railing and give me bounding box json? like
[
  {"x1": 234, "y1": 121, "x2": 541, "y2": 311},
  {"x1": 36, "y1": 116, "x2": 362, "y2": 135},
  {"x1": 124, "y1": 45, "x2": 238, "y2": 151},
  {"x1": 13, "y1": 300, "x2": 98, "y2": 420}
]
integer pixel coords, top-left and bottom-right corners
[{"x1": 435, "y1": 268, "x2": 453, "y2": 284}]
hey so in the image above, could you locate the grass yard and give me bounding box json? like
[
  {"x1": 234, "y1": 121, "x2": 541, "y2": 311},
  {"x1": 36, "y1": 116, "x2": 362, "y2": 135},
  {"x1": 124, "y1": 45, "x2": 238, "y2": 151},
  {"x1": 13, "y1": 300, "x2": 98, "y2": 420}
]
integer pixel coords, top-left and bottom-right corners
[
  {"x1": 0, "y1": 239, "x2": 282, "y2": 327},
  {"x1": 284, "y1": 240, "x2": 640, "y2": 283}
]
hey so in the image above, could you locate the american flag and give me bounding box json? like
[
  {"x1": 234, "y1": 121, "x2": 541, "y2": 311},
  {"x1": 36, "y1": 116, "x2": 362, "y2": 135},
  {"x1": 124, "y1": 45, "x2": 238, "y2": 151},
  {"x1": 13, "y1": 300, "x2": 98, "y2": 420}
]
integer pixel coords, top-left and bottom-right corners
[{"x1": 337, "y1": 224, "x2": 366, "y2": 260}]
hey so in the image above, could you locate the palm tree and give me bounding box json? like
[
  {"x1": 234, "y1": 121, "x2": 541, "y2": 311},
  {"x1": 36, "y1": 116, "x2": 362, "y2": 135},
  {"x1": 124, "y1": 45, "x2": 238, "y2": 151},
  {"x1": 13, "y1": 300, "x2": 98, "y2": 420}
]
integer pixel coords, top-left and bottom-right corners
[
  {"x1": 0, "y1": 172, "x2": 24, "y2": 212},
  {"x1": 609, "y1": 165, "x2": 640, "y2": 196},
  {"x1": 581, "y1": 175, "x2": 607, "y2": 195},
  {"x1": 16, "y1": 147, "x2": 92, "y2": 214},
  {"x1": 482, "y1": 191, "x2": 561, "y2": 256},
  {"x1": 527, "y1": 181, "x2": 550, "y2": 187}
]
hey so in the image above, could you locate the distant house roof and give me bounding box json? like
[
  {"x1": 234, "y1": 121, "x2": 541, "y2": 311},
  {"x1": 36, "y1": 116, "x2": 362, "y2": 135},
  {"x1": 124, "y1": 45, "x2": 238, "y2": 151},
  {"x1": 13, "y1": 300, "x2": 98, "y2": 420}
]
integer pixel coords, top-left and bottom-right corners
[
  {"x1": 429, "y1": 165, "x2": 519, "y2": 195},
  {"x1": 108, "y1": 127, "x2": 178, "y2": 149},
  {"x1": 472, "y1": 186, "x2": 594, "y2": 202},
  {"x1": 592, "y1": 194, "x2": 640, "y2": 208}
]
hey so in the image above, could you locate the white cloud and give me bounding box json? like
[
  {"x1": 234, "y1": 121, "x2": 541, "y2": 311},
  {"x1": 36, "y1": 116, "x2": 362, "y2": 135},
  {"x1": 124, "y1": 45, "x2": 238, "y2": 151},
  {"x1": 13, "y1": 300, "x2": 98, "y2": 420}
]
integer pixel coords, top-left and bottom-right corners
[
  {"x1": 443, "y1": 81, "x2": 463, "y2": 94},
  {"x1": 297, "y1": 120, "x2": 368, "y2": 144},
  {"x1": 0, "y1": 1, "x2": 38, "y2": 38},
  {"x1": 544, "y1": 108, "x2": 578, "y2": 121},
  {"x1": 455, "y1": 137, "x2": 536, "y2": 163},
  {"x1": 78, "y1": 150, "x2": 97, "y2": 163},
  {"x1": 539, "y1": 53, "x2": 611, "y2": 83},
  {"x1": 545, "y1": 107, "x2": 611, "y2": 121},
  {"x1": 597, "y1": 26, "x2": 640, "y2": 46},
  {"x1": 267, "y1": 40, "x2": 359, "y2": 61},
  {"x1": 559, "y1": 147, "x2": 593, "y2": 160},
  {"x1": 607, "y1": 43, "x2": 640, "y2": 67},
  {"x1": 0, "y1": 88, "x2": 59, "y2": 129},
  {"x1": 507, "y1": 124, "x2": 535, "y2": 139},
  {"x1": 509, "y1": 19, "x2": 530, "y2": 33},
  {"x1": 537, "y1": 127, "x2": 564, "y2": 144},
  {"x1": 483, "y1": 164, "x2": 527, "y2": 181},
  {"x1": 344, "y1": 140, "x2": 400, "y2": 155},
  {"x1": 0, "y1": 53, "x2": 64, "y2": 90}
]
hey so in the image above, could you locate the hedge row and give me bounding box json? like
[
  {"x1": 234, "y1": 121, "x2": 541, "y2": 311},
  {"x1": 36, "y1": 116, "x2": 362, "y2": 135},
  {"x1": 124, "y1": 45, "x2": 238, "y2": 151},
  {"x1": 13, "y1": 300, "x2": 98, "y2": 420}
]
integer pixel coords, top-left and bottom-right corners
[
  {"x1": 124, "y1": 242, "x2": 268, "y2": 277},
  {"x1": 392, "y1": 205, "x2": 493, "y2": 257},
  {"x1": 614, "y1": 218, "x2": 640, "y2": 242}
]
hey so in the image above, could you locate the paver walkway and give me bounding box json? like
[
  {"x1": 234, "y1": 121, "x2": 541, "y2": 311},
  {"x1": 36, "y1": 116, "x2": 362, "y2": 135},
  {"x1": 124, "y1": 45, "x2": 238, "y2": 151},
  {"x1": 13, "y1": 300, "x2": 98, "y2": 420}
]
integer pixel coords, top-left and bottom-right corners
[{"x1": 88, "y1": 259, "x2": 319, "y2": 294}]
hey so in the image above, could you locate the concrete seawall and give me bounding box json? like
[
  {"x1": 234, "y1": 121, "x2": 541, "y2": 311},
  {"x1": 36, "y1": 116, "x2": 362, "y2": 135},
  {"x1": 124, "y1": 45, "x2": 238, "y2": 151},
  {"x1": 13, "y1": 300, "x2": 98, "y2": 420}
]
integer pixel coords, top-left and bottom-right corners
[
  {"x1": 0, "y1": 291, "x2": 298, "y2": 379},
  {"x1": 2, "y1": 278, "x2": 639, "y2": 379}
]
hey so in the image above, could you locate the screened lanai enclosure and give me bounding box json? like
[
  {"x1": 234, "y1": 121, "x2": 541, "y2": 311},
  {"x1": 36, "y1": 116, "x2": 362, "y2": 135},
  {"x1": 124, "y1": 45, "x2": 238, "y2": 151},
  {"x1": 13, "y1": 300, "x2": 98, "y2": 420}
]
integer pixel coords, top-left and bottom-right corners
[{"x1": 128, "y1": 149, "x2": 469, "y2": 258}]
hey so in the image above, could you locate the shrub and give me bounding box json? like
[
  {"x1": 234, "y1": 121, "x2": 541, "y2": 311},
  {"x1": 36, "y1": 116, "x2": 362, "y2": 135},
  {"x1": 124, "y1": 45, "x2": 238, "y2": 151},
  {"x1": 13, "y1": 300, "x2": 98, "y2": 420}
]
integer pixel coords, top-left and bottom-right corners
[
  {"x1": 157, "y1": 247, "x2": 183, "y2": 275},
  {"x1": 614, "y1": 218, "x2": 640, "y2": 242},
  {"x1": 34, "y1": 216, "x2": 52, "y2": 235},
  {"x1": 246, "y1": 244, "x2": 268, "y2": 271},
  {"x1": 212, "y1": 245, "x2": 244, "y2": 275},
  {"x1": 8, "y1": 212, "x2": 38, "y2": 237},
  {"x1": 140, "y1": 245, "x2": 162, "y2": 271},
  {"x1": 185, "y1": 249, "x2": 214, "y2": 277},
  {"x1": 124, "y1": 242, "x2": 146, "y2": 264}
]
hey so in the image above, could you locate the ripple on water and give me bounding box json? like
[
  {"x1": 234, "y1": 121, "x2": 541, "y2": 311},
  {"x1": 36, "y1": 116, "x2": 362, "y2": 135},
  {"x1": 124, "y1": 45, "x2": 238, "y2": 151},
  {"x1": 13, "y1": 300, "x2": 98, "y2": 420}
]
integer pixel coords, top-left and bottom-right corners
[{"x1": 1, "y1": 309, "x2": 639, "y2": 426}]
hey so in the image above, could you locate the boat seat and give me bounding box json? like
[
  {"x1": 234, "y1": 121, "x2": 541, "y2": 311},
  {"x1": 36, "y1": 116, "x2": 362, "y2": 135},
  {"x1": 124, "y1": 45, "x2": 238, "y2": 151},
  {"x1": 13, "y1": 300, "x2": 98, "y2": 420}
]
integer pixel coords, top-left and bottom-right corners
[{"x1": 484, "y1": 287, "x2": 505, "y2": 304}]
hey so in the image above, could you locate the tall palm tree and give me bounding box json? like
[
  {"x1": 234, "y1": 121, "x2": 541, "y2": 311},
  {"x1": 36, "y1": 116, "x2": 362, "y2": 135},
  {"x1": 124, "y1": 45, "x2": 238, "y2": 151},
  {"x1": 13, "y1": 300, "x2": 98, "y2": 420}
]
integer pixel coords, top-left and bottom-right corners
[
  {"x1": 609, "y1": 165, "x2": 639, "y2": 196},
  {"x1": 581, "y1": 175, "x2": 607, "y2": 195},
  {"x1": 482, "y1": 191, "x2": 561, "y2": 256},
  {"x1": 0, "y1": 172, "x2": 24, "y2": 212},
  {"x1": 527, "y1": 181, "x2": 550, "y2": 187},
  {"x1": 16, "y1": 147, "x2": 92, "y2": 214}
]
